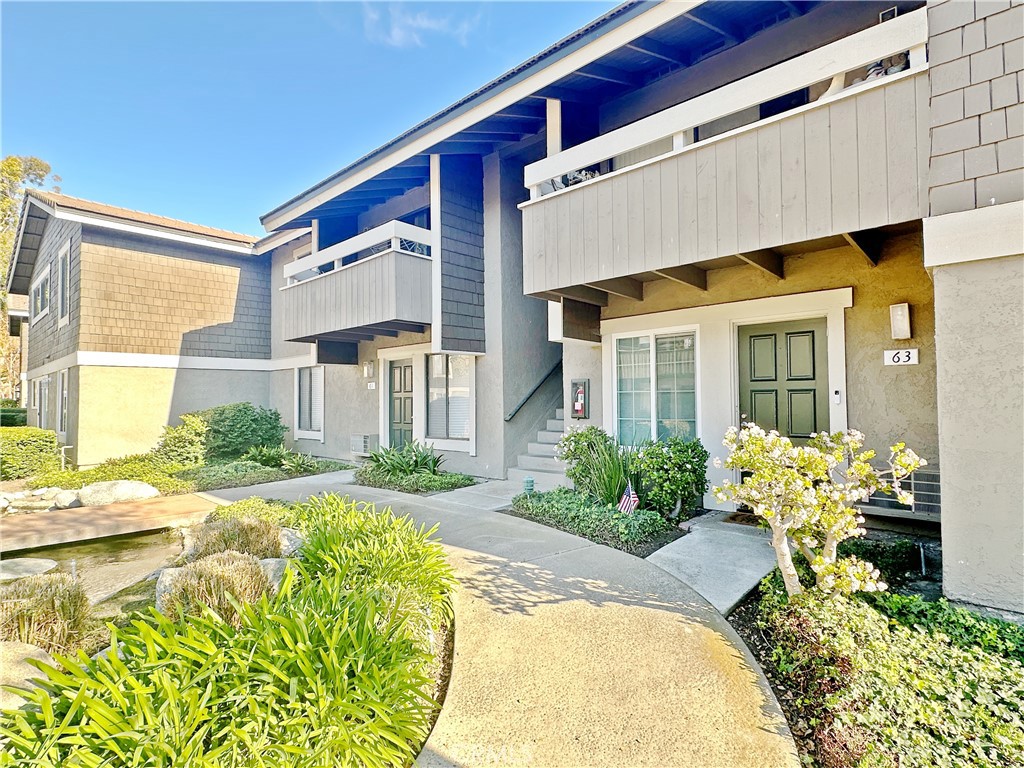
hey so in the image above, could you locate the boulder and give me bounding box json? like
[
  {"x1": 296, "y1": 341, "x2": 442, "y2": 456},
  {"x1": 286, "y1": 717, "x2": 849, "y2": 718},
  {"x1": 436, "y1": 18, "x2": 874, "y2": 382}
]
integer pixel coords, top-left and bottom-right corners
[
  {"x1": 0, "y1": 557, "x2": 58, "y2": 583},
  {"x1": 39, "y1": 488, "x2": 61, "y2": 502},
  {"x1": 259, "y1": 558, "x2": 290, "y2": 593},
  {"x1": 154, "y1": 567, "x2": 182, "y2": 614},
  {"x1": 53, "y1": 490, "x2": 82, "y2": 509},
  {"x1": 279, "y1": 527, "x2": 303, "y2": 557},
  {"x1": 78, "y1": 480, "x2": 160, "y2": 507},
  {"x1": 0, "y1": 641, "x2": 55, "y2": 710}
]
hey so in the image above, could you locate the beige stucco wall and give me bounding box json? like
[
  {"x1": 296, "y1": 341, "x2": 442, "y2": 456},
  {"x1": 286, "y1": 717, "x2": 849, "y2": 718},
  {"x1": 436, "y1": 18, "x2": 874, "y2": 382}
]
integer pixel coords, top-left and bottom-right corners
[
  {"x1": 933, "y1": 254, "x2": 1024, "y2": 614},
  {"x1": 591, "y1": 233, "x2": 939, "y2": 462},
  {"x1": 74, "y1": 366, "x2": 270, "y2": 467}
]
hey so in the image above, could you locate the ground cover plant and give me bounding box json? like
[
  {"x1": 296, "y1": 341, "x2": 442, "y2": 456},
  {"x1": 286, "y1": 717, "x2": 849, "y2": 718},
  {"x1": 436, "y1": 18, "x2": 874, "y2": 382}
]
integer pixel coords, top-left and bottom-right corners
[
  {"x1": 0, "y1": 574, "x2": 90, "y2": 654},
  {"x1": 30, "y1": 453, "x2": 194, "y2": 494},
  {"x1": 207, "y1": 496, "x2": 299, "y2": 528},
  {"x1": 0, "y1": 494, "x2": 455, "y2": 767},
  {"x1": 355, "y1": 441, "x2": 475, "y2": 494},
  {"x1": 0, "y1": 426, "x2": 59, "y2": 480},
  {"x1": 511, "y1": 486, "x2": 669, "y2": 554},
  {"x1": 163, "y1": 551, "x2": 274, "y2": 627}
]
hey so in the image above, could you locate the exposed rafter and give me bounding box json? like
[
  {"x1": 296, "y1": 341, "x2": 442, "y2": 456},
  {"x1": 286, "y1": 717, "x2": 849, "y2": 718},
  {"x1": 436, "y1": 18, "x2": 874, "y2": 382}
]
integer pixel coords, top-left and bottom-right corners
[
  {"x1": 626, "y1": 37, "x2": 688, "y2": 67},
  {"x1": 684, "y1": 9, "x2": 742, "y2": 45},
  {"x1": 552, "y1": 285, "x2": 608, "y2": 307},
  {"x1": 427, "y1": 141, "x2": 500, "y2": 155},
  {"x1": 585, "y1": 277, "x2": 644, "y2": 301},
  {"x1": 842, "y1": 231, "x2": 886, "y2": 267},
  {"x1": 737, "y1": 249, "x2": 784, "y2": 279},
  {"x1": 654, "y1": 265, "x2": 708, "y2": 290},
  {"x1": 492, "y1": 104, "x2": 545, "y2": 120},
  {"x1": 577, "y1": 62, "x2": 643, "y2": 87}
]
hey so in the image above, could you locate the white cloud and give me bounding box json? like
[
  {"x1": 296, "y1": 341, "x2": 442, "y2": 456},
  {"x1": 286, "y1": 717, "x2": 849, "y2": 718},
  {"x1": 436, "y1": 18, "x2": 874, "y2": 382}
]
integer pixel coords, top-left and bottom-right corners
[{"x1": 363, "y1": 2, "x2": 481, "y2": 49}]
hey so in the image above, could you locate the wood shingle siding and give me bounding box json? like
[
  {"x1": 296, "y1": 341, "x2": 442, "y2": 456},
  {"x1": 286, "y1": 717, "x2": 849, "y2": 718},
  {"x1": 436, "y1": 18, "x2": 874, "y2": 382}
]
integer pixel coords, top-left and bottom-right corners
[{"x1": 438, "y1": 155, "x2": 486, "y2": 353}]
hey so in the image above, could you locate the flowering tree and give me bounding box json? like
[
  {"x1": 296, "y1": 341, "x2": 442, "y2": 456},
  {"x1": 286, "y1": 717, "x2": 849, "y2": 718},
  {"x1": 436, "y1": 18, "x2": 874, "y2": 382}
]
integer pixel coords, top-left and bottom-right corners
[{"x1": 713, "y1": 425, "x2": 925, "y2": 597}]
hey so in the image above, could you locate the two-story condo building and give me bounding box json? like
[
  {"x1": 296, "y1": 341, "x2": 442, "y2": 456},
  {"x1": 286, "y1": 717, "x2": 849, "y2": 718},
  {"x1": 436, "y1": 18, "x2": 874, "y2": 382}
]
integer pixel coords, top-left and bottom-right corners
[{"x1": 9, "y1": 0, "x2": 1022, "y2": 614}]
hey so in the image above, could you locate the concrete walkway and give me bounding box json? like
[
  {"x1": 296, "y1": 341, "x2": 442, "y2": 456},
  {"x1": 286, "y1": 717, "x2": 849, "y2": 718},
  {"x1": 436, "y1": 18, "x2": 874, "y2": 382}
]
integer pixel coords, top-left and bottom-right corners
[{"x1": 209, "y1": 477, "x2": 799, "y2": 768}]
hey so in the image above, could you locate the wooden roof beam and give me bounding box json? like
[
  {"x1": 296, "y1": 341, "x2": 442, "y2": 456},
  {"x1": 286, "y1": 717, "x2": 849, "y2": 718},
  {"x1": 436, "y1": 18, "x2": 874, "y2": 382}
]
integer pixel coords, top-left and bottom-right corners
[
  {"x1": 842, "y1": 231, "x2": 885, "y2": 267},
  {"x1": 577, "y1": 62, "x2": 644, "y2": 87},
  {"x1": 738, "y1": 249, "x2": 784, "y2": 279},
  {"x1": 653, "y1": 265, "x2": 708, "y2": 290},
  {"x1": 551, "y1": 285, "x2": 608, "y2": 307},
  {"x1": 585, "y1": 276, "x2": 644, "y2": 301},
  {"x1": 626, "y1": 37, "x2": 689, "y2": 67}
]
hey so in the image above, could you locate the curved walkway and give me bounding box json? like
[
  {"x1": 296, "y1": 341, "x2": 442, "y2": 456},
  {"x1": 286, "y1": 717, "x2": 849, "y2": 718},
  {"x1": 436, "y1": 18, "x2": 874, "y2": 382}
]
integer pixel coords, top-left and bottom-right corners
[{"x1": 213, "y1": 475, "x2": 799, "y2": 767}]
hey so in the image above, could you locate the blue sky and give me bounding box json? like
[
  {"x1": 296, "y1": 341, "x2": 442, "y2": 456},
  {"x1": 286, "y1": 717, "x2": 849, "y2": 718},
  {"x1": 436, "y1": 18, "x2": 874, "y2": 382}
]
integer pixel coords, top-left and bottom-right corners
[{"x1": 2, "y1": 1, "x2": 614, "y2": 235}]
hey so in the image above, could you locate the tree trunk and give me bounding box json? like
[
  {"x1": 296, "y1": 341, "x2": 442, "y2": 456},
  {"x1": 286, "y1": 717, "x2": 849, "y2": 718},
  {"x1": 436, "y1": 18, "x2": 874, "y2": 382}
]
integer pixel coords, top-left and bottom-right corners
[{"x1": 771, "y1": 525, "x2": 803, "y2": 597}]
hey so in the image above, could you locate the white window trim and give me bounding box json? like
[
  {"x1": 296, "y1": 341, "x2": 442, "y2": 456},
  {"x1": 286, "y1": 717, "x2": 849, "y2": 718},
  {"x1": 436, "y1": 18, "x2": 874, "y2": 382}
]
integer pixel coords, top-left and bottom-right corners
[
  {"x1": 607, "y1": 324, "x2": 702, "y2": 445},
  {"x1": 56, "y1": 369, "x2": 69, "y2": 438},
  {"x1": 57, "y1": 240, "x2": 71, "y2": 327},
  {"x1": 30, "y1": 265, "x2": 51, "y2": 325},
  {"x1": 293, "y1": 365, "x2": 325, "y2": 442},
  {"x1": 377, "y1": 343, "x2": 477, "y2": 456}
]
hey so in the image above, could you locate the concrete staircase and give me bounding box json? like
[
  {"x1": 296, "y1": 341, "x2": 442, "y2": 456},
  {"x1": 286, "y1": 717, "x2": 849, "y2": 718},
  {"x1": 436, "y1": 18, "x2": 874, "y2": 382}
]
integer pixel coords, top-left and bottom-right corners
[{"x1": 507, "y1": 407, "x2": 570, "y2": 490}]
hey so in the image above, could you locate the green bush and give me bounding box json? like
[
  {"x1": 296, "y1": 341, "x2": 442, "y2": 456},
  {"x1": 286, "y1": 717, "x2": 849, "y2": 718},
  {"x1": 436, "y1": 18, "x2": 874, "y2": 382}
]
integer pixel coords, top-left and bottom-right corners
[
  {"x1": 0, "y1": 573, "x2": 90, "y2": 654},
  {"x1": 634, "y1": 437, "x2": 709, "y2": 517},
  {"x1": 365, "y1": 441, "x2": 445, "y2": 476},
  {"x1": 512, "y1": 487, "x2": 668, "y2": 553},
  {"x1": 556, "y1": 425, "x2": 615, "y2": 490},
  {"x1": 164, "y1": 551, "x2": 274, "y2": 627},
  {"x1": 355, "y1": 464, "x2": 474, "y2": 494},
  {"x1": 281, "y1": 451, "x2": 319, "y2": 475},
  {"x1": 241, "y1": 443, "x2": 290, "y2": 468},
  {"x1": 0, "y1": 408, "x2": 27, "y2": 427},
  {"x1": 152, "y1": 413, "x2": 209, "y2": 467},
  {"x1": 191, "y1": 402, "x2": 287, "y2": 461},
  {"x1": 0, "y1": 397, "x2": 19, "y2": 408},
  {"x1": 30, "y1": 453, "x2": 192, "y2": 495},
  {"x1": 838, "y1": 538, "x2": 920, "y2": 587},
  {"x1": 0, "y1": 496, "x2": 454, "y2": 767},
  {"x1": 174, "y1": 460, "x2": 288, "y2": 492},
  {"x1": 208, "y1": 497, "x2": 299, "y2": 528},
  {"x1": 0, "y1": 426, "x2": 60, "y2": 480},
  {"x1": 760, "y1": 580, "x2": 1024, "y2": 767},
  {"x1": 186, "y1": 516, "x2": 282, "y2": 562}
]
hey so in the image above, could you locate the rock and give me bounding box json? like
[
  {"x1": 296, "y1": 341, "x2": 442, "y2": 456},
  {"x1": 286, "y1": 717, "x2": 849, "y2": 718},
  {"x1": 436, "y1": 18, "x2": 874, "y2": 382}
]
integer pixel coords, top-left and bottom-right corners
[
  {"x1": 0, "y1": 641, "x2": 55, "y2": 710},
  {"x1": 259, "y1": 558, "x2": 290, "y2": 593},
  {"x1": 78, "y1": 480, "x2": 160, "y2": 507},
  {"x1": 279, "y1": 527, "x2": 303, "y2": 557},
  {"x1": 154, "y1": 567, "x2": 182, "y2": 614},
  {"x1": 39, "y1": 488, "x2": 61, "y2": 502},
  {"x1": 53, "y1": 490, "x2": 82, "y2": 509},
  {"x1": 0, "y1": 498, "x2": 9, "y2": 511},
  {"x1": 31, "y1": 488, "x2": 47, "y2": 497},
  {"x1": 7, "y1": 499, "x2": 55, "y2": 512},
  {"x1": 0, "y1": 558, "x2": 58, "y2": 583}
]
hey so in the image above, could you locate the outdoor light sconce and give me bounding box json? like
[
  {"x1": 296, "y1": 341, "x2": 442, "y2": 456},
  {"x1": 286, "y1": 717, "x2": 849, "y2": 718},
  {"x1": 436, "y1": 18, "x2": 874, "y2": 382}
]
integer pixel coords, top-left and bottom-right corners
[
  {"x1": 362, "y1": 361, "x2": 375, "y2": 379},
  {"x1": 890, "y1": 303, "x2": 911, "y2": 340}
]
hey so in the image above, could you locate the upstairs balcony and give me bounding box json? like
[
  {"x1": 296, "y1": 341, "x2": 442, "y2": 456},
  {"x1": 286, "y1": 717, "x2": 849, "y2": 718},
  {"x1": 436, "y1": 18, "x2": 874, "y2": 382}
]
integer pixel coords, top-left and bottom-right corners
[
  {"x1": 279, "y1": 219, "x2": 432, "y2": 345},
  {"x1": 520, "y1": 9, "x2": 929, "y2": 300}
]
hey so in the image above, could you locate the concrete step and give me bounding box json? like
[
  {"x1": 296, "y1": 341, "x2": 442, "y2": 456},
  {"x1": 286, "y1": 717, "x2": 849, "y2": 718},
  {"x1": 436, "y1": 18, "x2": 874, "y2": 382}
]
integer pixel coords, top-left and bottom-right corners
[
  {"x1": 536, "y1": 430, "x2": 563, "y2": 444},
  {"x1": 518, "y1": 454, "x2": 565, "y2": 473},
  {"x1": 546, "y1": 419, "x2": 565, "y2": 432},
  {"x1": 527, "y1": 441, "x2": 557, "y2": 457},
  {"x1": 554, "y1": 408, "x2": 565, "y2": 420}
]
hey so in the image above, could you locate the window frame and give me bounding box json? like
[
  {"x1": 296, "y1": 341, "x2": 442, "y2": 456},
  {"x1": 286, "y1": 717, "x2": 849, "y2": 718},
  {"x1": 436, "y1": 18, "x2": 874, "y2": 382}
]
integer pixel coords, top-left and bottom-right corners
[
  {"x1": 30, "y1": 265, "x2": 51, "y2": 325},
  {"x1": 56, "y1": 369, "x2": 69, "y2": 437},
  {"x1": 294, "y1": 365, "x2": 325, "y2": 442},
  {"x1": 57, "y1": 240, "x2": 71, "y2": 326},
  {"x1": 609, "y1": 324, "x2": 701, "y2": 445},
  {"x1": 36, "y1": 376, "x2": 49, "y2": 430},
  {"x1": 425, "y1": 353, "x2": 473, "y2": 442}
]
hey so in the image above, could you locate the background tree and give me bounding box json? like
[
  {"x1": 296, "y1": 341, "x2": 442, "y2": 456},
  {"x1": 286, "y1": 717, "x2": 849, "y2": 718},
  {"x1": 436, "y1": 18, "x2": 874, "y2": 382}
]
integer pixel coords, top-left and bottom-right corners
[{"x1": 0, "y1": 156, "x2": 61, "y2": 400}]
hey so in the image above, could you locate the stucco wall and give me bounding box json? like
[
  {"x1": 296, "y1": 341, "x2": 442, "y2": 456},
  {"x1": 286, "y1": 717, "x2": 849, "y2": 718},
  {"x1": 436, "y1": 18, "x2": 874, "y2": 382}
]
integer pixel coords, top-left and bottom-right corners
[
  {"x1": 593, "y1": 233, "x2": 938, "y2": 461},
  {"x1": 933, "y1": 254, "x2": 1024, "y2": 613}
]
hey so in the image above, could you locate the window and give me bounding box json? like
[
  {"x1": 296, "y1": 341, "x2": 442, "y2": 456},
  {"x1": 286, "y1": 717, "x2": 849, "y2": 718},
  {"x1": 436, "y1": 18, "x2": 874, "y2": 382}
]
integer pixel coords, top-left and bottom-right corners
[
  {"x1": 295, "y1": 365, "x2": 324, "y2": 439},
  {"x1": 36, "y1": 377, "x2": 49, "y2": 430},
  {"x1": 30, "y1": 267, "x2": 50, "y2": 323},
  {"x1": 57, "y1": 370, "x2": 69, "y2": 435},
  {"x1": 615, "y1": 331, "x2": 697, "y2": 445},
  {"x1": 58, "y1": 240, "x2": 70, "y2": 323},
  {"x1": 426, "y1": 354, "x2": 471, "y2": 440}
]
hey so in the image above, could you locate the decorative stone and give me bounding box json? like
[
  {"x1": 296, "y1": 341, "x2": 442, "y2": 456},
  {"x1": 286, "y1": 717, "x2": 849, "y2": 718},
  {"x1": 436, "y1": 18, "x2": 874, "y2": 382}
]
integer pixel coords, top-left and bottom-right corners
[
  {"x1": 279, "y1": 527, "x2": 303, "y2": 557},
  {"x1": 154, "y1": 567, "x2": 182, "y2": 614},
  {"x1": 31, "y1": 488, "x2": 47, "y2": 497},
  {"x1": 0, "y1": 558, "x2": 58, "y2": 583},
  {"x1": 259, "y1": 558, "x2": 290, "y2": 593},
  {"x1": 53, "y1": 490, "x2": 82, "y2": 509},
  {"x1": 77, "y1": 480, "x2": 160, "y2": 507},
  {"x1": 7, "y1": 499, "x2": 54, "y2": 512},
  {"x1": 0, "y1": 641, "x2": 54, "y2": 710},
  {"x1": 39, "y1": 488, "x2": 61, "y2": 502}
]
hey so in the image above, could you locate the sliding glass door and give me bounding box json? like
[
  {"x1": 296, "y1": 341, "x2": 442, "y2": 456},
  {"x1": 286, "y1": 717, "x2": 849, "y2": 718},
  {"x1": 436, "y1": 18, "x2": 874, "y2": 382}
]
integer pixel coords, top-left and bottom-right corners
[{"x1": 615, "y1": 331, "x2": 696, "y2": 445}]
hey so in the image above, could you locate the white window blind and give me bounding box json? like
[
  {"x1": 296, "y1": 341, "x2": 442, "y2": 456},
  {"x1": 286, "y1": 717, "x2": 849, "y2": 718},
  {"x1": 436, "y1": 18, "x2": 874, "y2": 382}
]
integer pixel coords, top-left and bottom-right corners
[
  {"x1": 57, "y1": 370, "x2": 69, "y2": 435},
  {"x1": 297, "y1": 366, "x2": 324, "y2": 435},
  {"x1": 616, "y1": 331, "x2": 697, "y2": 445},
  {"x1": 37, "y1": 377, "x2": 49, "y2": 430},
  {"x1": 58, "y1": 242, "x2": 70, "y2": 321},
  {"x1": 426, "y1": 354, "x2": 471, "y2": 440}
]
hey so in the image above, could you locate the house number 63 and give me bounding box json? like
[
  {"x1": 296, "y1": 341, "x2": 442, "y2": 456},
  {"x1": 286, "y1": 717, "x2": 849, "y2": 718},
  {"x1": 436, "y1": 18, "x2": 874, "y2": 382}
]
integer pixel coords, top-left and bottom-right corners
[{"x1": 884, "y1": 349, "x2": 919, "y2": 366}]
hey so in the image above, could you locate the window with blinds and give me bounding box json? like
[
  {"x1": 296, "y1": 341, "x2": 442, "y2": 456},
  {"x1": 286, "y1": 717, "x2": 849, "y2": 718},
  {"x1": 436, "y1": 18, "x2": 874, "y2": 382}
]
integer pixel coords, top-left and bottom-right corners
[
  {"x1": 426, "y1": 354, "x2": 471, "y2": 440},
  {"x1": 296, "y1": 365, "x2": 324, "y2": 436},
  {"x1": 57, "y1": 370, "x2": 69, "y2": 435},
  {"x1": 616, "y1": 331, "x2": 696, "y2": 444}
]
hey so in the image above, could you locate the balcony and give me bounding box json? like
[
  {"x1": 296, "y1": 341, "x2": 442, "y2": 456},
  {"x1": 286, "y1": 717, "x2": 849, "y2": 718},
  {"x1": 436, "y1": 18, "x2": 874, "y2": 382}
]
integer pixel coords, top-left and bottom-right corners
[
  {"x1": 279, "y1": 220, "x2": 432, "y2": 343},
  {"x1": 520, "y1": 9, "x2": 929, "y2": 298}
]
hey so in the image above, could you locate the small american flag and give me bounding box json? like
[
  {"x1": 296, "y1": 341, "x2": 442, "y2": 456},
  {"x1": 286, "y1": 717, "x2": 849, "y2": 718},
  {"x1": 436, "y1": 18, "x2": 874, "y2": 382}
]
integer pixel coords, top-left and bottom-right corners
[{"x1": 617, "y1": 481, "x2": 639, "y2": 514}]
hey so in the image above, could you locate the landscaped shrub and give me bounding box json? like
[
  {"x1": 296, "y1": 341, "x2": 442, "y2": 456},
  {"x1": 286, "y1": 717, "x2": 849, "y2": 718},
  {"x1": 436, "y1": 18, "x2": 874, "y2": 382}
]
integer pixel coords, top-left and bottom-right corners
[
  {"x1": 512, "y1": 487, "x2": 668, "y2": 553},
  {"x1": 191, "y1": 402, "x2": 287, "y2": 461},
  {"x1": 355, "y1": 464, "x2": 475, "y2": 494},
  {"x1": 152, "y1": 413, "x2": 209, "y2": 467},
  {"x1": 0, "y1": 496, "x2": 454, "y2": 767},
  {"x1": 838, "y1": 538, "x2": 919, "y2": 587},
  {"x1": 241, "y1": 443, "x2": 290, "y2": 468},
  {"x1": 0, "y1": 397, "x2": 19, "y2": 408},
  {"x1": 30, "y1": 453, "x2": 192, "y2": 495},
  {"x1": 0, "y1": 408, "x2": 27, "y2": 427},
  {"x1": 163, "y1": 551, "x2": 274, "y2": 627},
  {"x1": 0, "y1": 426, "x2": 59, "y2": 480},
  {"x1": 281, "y1": 450, "x2": 319, "y2": 475},
  {"x1": 760, "y1": 581, "x2": 1024, "y2": 767},
  {"x1": 556, "y1": 425, "x2": 615, "y2": 490},
  {"x1": 366, "y1": 441, "x2": 445, "y2": 476},
  {"x1": 186, "y1": 516, "x2": 282, "y2": 562},
  {"x1": 0, "y1": 573, "x2": 90, "y2": 654},
  {"x1": 634, "y1": 438, "x2": 709, "y2": 518},
  {"x1": 208, "y1": 496, "x2": 299, "y2": 528},
  {"x1": 173, "y1": 460, "x2": 288, "y2": 492}
]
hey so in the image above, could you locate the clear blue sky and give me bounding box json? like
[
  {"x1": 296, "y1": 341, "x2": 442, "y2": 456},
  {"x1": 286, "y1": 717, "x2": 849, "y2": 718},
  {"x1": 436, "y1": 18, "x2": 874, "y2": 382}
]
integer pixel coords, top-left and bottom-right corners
[{"x1": 2, "y1": 1, "x2": 615, "y2": 235}]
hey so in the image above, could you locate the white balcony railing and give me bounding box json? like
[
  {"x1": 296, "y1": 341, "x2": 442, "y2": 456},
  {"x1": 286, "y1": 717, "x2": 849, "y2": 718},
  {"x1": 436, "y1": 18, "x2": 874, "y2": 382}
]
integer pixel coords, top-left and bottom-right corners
[
  {"x1": 524, "y1": 8, "x2": 928, "y2": 199},
  {"x1": 283, "y1": 219, "x2": 432, "y2": 286}
]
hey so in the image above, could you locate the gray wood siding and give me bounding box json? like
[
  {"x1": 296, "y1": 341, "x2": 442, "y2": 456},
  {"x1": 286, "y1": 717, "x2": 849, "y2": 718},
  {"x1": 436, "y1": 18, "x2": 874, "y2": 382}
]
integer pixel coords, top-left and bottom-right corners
[
  {"x1": 522, "y1": 73, "x2": 929, "y2": 294},
  {"x1": 439, "y1": 155, "x2": 486, "y2": 354},
  {"x1": 279, "y1": 251, "x2": 431, "y2": 341},
  {"x1": 25, "y1": 218, "x2": 81, "y2": 372}
]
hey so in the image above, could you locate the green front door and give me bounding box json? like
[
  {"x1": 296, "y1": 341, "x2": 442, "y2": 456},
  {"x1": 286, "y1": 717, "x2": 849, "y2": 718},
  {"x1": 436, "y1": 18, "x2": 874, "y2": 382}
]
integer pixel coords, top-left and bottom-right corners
[
  {"x1": 738, "y1": 318, "x2": 829, "y2": 443},
  {"x1": 389, "y1": 359, "x2": 414, "y2": 448}
]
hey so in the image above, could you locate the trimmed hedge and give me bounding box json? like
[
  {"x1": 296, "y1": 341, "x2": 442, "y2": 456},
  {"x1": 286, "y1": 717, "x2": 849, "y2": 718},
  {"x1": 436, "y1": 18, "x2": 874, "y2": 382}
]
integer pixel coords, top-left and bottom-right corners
[
  {"x1": 192, "y1": 402, "x2": 287, "y2": 461},
  {"x1": 0, "y1": 408, "x2": 27, "y2": 427},
  {"x1": 174, "y1": 460, "x2": 288, "y2": 492},
  {"x1": 0, "y1": 427, "x2": 60, "y2": 480},
  {"x1": 355, "y1": 464, "x2": 475, "y2": 494}
]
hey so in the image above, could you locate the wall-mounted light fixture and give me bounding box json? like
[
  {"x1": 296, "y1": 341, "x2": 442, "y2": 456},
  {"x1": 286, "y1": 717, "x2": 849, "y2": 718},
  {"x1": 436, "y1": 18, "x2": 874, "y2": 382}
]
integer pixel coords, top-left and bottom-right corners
[
  {"x1": 890, "y1": 303, "x2": 911, "y2": 340},
  {"x1": 362, "y1": 361, "x2": 375, "y2": 379}
]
